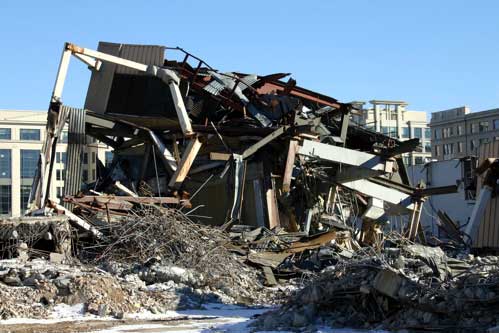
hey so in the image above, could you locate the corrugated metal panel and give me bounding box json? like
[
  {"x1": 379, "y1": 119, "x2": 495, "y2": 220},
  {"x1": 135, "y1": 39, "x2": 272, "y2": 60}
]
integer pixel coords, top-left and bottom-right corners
[
  {"x1": 115, "y1": 44, "x2": 165, "y2": 75},
  {"x1": 63, "y1": 106, "x2": 86, "y2": 210},
  {"x1": 85, "y1": 42, "x2": 166, "y2": 113},
  {"x1": 475, "y1": 141, "x2": 499, "y2": 248}
]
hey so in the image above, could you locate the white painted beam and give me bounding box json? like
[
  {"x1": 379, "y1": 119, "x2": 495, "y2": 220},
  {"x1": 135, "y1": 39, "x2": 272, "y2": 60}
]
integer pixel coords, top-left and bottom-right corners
[
  {"x1": 298, "y1": 140, "x2": 392, "y2": 173},
  {"x1": 340, "y1": 179, "x2": 414, "y2": 210}
]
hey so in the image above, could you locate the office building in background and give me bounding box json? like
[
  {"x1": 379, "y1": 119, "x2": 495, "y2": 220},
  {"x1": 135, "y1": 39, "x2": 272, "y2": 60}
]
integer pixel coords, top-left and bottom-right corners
[
  {"x1": 352, "y1": 100, "x2": 431, "y2": 166},
  {"x1": 430, "y1": 106, "x2": 499, "y2": 160},
  {"x1": 0, "y1": 110, "x2": 112, "y2": 217}
]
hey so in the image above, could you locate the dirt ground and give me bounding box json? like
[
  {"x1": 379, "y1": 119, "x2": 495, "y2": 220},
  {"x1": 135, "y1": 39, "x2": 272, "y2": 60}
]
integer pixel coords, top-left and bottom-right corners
[{"x1": 0, "y1": 316, "x2": 227, "y2": 333}]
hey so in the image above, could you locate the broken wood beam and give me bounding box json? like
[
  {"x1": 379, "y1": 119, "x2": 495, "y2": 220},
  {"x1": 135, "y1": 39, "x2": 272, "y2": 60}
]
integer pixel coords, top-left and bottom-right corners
[
  {"x1": 282, "y1": 140, "x2": 298, "y2": 193},
  {"x1": 210, "y1": 152, "x2": 231, "y2": 161},
  {"x1": 48, "y1": 200, "x2": 103, "y2": 239},
  {"x1": 242, "y1": 126, "x2": 288, "y2": 159},
  {"x1": 168, "y1": 137, "x2": 203, "y2": 189}
]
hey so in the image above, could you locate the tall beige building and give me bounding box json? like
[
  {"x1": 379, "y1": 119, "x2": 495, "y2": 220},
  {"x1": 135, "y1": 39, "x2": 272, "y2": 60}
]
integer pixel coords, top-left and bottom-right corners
[
  {"x1": 0, "y1": 110, "x2": 112, "y2": 217},
  {"x1": 352, "y1": 100, "x2": 431, "y2": 165}
]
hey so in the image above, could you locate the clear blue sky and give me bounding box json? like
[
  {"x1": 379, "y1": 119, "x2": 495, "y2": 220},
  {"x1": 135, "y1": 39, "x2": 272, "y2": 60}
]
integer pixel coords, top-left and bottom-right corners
[{"x1": 1, "y1": 0, "x2": 499, "y2": 116}]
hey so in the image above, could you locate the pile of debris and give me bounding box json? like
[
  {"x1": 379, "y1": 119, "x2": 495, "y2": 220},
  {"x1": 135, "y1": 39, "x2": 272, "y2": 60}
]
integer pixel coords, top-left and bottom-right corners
[
  {"x1": 254, "y1": 243, "x2": 499, "y2": 331},
  {"x1": 7, "y1": 40, "x2": 498, "y2": 332},
  {"x1": 85, "y1": 207, "x2": 275, "y2": 304}
]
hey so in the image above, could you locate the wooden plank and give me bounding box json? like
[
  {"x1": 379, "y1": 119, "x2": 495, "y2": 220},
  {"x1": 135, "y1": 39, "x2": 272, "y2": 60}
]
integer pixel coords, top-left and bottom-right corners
[
  {"x1": 282, "y1": 140, "x2": 298, "y2": 193},
  {"x1": 242, "y1": 126, "x2": 287, "y2": 159},
  {"x1": 48, "y1": 200, "x2": 103, "y2": 238},
  {"x1": 168, "y1": 138, "x2": 203, "y2": 189},
  {"x1": 266, "y1": 182, "x2": 280, "y2": 229},
  {"x1": 210, "y1": 152, "x2": 231, "y2": 161},
  {"x1": 262, "y1": 266, "x2": 277, "y2": 286},
  {"x1": 115, "y1": 181, "x2": 138, "y2": 197},
  {"x1": 168, "y1": 81, "x2": 194, "y2": 136}
]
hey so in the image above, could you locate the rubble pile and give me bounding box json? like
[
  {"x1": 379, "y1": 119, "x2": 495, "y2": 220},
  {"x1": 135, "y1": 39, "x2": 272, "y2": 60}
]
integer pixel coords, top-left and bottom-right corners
[
  {"x1": 88, "y1": 207, "x2": 273, "y2": 304},
  {"x1": 254, "y1": 244, "x2": 499, "y2": 331},
  {"x1": 0, "y1": 254, "x2": 279, "y2": 320}
]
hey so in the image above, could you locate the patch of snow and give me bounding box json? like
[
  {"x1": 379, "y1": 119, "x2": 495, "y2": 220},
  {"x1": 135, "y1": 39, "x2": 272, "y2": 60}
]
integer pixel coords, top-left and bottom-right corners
[{"x1": 50, "y1": 303, "x2": 86, "y2": 319}]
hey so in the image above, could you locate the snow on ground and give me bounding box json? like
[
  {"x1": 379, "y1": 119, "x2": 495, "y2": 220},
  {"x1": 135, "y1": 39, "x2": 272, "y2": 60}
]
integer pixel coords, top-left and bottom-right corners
[{"x1": 0, "y1": 303, "x2": 388, "y2": 332}]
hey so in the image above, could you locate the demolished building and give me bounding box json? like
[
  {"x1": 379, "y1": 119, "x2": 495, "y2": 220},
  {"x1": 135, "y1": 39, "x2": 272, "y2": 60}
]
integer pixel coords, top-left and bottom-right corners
[
  {"x1": 21, "y1": 41, "x2": 458, "y2": 243},
  {"x1": 6, "y1": 41, "x2": 499, "y2": 331}
]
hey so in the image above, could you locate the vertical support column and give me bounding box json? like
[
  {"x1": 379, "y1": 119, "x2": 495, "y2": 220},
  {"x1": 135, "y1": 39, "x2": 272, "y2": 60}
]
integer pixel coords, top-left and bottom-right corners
[
  {"x1": 228, "y1": 154, "x2": 247, "y2": 222},
  {"x1": 31, "y1": 46, "x2": 72, "y2": 209},
  {"x1": 396, "y1": 104, "x2": 402, "y2": 139},
  {"x1": 407, "y1": 200, "x2": 423, "y2": 240},
  {"x1": 339, "y1": 111, "x2": 350, "y2": 144},
  {"x1": 63, "y1": 108, "x2": 86, "y2": 210},
  {"x1": 11, "y1": 148, "x2": 21, "y2": 217}
]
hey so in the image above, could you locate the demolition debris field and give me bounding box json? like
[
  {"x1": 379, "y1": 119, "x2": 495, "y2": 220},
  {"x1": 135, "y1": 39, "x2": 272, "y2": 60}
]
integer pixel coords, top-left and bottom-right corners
[{"x1": 1, "y1": 41, "x2": 499, "y2": 332}]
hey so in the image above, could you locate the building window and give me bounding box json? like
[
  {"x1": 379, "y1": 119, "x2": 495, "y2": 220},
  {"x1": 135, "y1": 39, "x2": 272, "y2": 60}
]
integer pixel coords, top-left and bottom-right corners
[
  {"x1": 442, "y1": 127, "x2": 454, "y2": 138},
  {"x1": 60, "y1": 131, "x2": 69, "y2": 143},
  {"x1": 20, "y1": 129, "x2": 41, "y2": 141},
  {"x1": 479, "y1": 121, "x2": 489, "y2": 132},
  {"x1": 82, "y1": 170, "x2": 88, "y2": 182},
  {"x1": 457, "y1": 125, "x2": 463, "y2": 136},
  {"x1": 414, "y1": 128, "x2": 422, "y2": 139},
  {"x1": 92, "y1": 169, "x2": 96, "y2": 180},
  {"x1": 20, "y1": 185, "x2": 31, "y2": 211},
  {"x1": 82, "y1": 152, "x2": 88, "y2": 164},
  {"x1": 91, "y1": 152, "x2": 96, "y2": 164},
  {"x1": 494, "y1": 120, "x2": 499, "y2": 130},
  {"x1": 443, "y1": 143, "x2": 454, "y2": 155},
  {"x1": 424, "y1": 142, "x2": 431, "y2": 153},
  {"x1": 0, "y1": 149, "x2": 11, "y2": 178},
  {"x1": 479, "y1": 138, "x2": 490, "y2": 146},
  {"x1": 0, "y1": 185, "x2": 11, "y2": 215},
  {"x1": 0, "y1": 128, "x2": 11, "y2": 140},
  {"x1": 434, "y1": 129, "x2": 441, "y2": 140},
  {"x1": 471, "y1": 123, "x2": 479, "y2": 134},
  {"x1": 57, "y1": 186, "x2": 65, "y2": 200},
  {"x1": 415, "y1": 157, "x2": 424, "y2": 165},
  {"x1": 21, "y1": 150, "x2": 40, "y2": 178},
  {"x1": 56, "y1": 152, "x2": 67, "y2": 164},
  {"x1": 470, "y1": 140, "x2": 478, "y2": 151},
  {"x1": 424, "y1": 128, "x2": 431, "y2": 139},
  {"x1": 434, "y1": 145, "x2": 440, "y2": 156},
  {"x1": 401, "y1": 127, "x2": 410, "y2": 138},
  {"x1": 105, "y1": 151, "x2": 114, "y2": 168},
  {"x1": 403, "y1": 156, "x2": 411, "y2": 166},
  {"x1": 457, "y1": 142, "x2": 464, "y2": 153},
  {"x1": 56, "y1": 169, "x2": 66, "y2": 181}
]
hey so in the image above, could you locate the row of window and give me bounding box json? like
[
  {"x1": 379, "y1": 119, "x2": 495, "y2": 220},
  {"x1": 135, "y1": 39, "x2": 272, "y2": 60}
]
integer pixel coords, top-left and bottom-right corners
[
  {"x1": 0, "y1": 184, "x2": 69, "y2": 215},
  {"x1": 402, "y1": 156, "x2": 425, "y2": 166},
  {"x1": 378, "y1": 126, "x2": 430, "y2": 140},
  {"x1": 0, "y1": 149, "x2": 39, "y2": 179},
  {"x1": 434, "y1": 119, "x2": 499, "y2": 139},
  {"x1": 0, "y1": 149, "x2": 102, "y2": 180},
  {"x1": 434, "y1": 138, "x2": 496, "y2": 156},
  {"x1": 0, "y1": 128, "x2": 69, "y2": 142}
]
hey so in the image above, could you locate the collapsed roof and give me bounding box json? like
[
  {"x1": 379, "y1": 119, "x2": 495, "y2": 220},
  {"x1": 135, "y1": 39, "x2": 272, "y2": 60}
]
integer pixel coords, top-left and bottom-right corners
[{"x1": 27, "y1": 41, "x2": 456, "y2": 239}]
